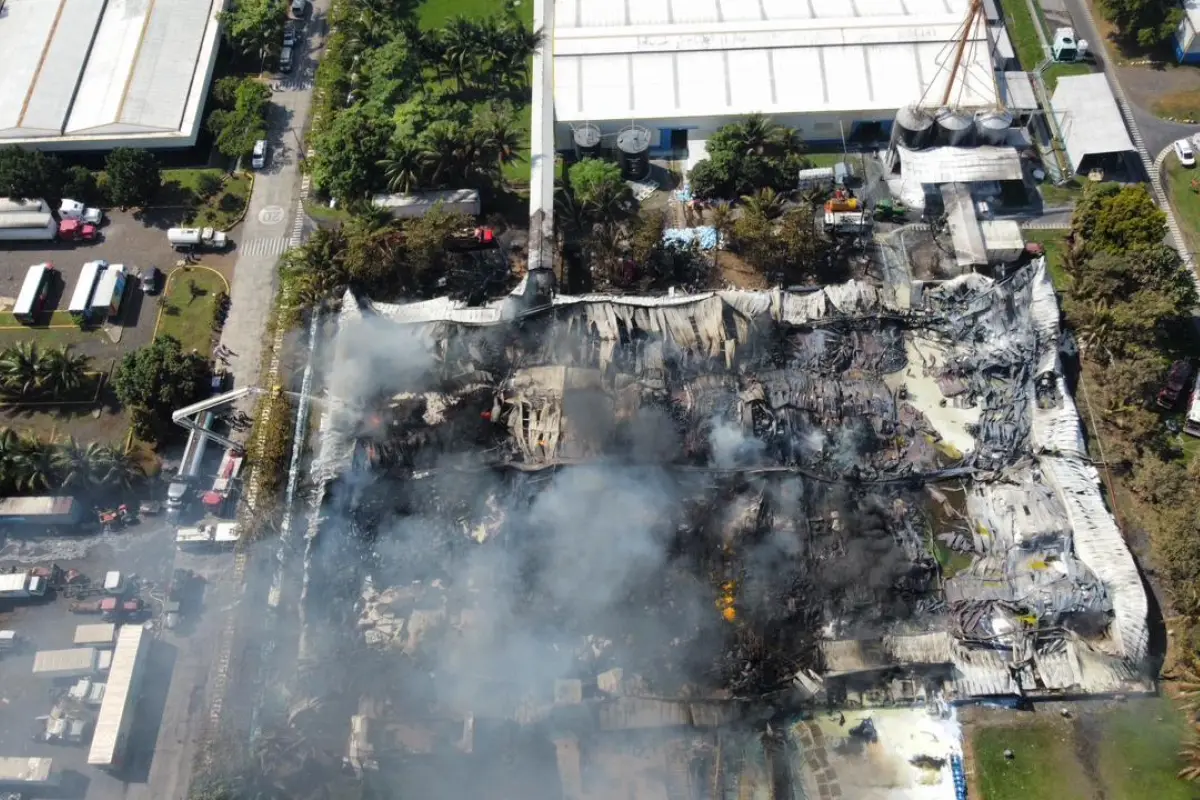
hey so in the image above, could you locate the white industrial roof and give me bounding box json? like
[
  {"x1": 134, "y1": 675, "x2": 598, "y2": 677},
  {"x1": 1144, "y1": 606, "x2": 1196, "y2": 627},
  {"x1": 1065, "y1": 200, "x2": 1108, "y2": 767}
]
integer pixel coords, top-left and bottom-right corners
[
  {"x1": 1051, "y1": 73, "x2": 1136, "y2": 171},
  {"x1": 0, "y1": 0, "x2": 221, "y2": 146},
  {"x1": 552, "y1": 0, "x2": 998, "y2": 123},
  {"x1": 88, "y1": 624, "x2": 147, "y2": 766},
  {"x1": 1185, "y1": 0, "x2": 1200, "y2": 30},
  {"x1": 898, "y1": 145, "x2": 1024, "y2": 185},
  {"x1": 998, "y1": 71, "x2": 1039, "y2": 111}
]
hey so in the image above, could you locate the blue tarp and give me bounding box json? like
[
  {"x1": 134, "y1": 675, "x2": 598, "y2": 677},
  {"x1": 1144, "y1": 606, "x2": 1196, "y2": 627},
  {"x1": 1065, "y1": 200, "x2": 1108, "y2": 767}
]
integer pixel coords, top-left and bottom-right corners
[{"x1": 662, "y1": 226, "x2": 719, "y2": 250}]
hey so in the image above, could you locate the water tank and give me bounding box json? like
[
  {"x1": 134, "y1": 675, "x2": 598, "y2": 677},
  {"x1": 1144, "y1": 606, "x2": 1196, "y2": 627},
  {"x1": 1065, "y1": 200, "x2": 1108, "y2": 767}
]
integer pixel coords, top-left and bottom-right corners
[
  {"x1": 976, "y1": 109, "x2": 1014, "y2": 146},
  {"x1": 572, "y1": 123, "x2": 602, "y2": 160},
  {"x1": 936, "y1": 108, "x2": 975, "y2": 147},
  {"x1": 894, "y1": 106, "x2": 935, "y2": 150},
  {"x1": 616, "y1": 126, "x2": 651, "y2": 181}
]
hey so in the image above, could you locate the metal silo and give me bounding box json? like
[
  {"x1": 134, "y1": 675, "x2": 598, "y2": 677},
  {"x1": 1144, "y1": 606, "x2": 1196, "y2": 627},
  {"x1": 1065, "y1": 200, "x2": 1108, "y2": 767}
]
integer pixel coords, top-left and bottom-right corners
[
  {"x1": 975, "y1": 109, "x2": 1014, "y2": 146},
  {"x1": 572, "y1": 123, "x2": 602, "y2": 160},
  {"x1": 894, "y1": 106, "x2": 935, "y2": 149},
  {"x1": 936, "y1": 108, "x2": 976, "y2": 147}
]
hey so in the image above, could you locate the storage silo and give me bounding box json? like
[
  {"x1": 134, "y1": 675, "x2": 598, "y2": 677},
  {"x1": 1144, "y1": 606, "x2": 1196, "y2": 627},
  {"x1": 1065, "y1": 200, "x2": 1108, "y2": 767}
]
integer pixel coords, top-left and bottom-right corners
[
  {"x1": 616, "y1": 126, "x2": 652, "y2": 181},
  {"x1": 894, "y1": 106, "x2": 935, "y2": 150},
  {"x1": 572, "y1": 123, "x2": 602, "y2": 160},
  {"x1": 975, "y1": 109, "x2": 1014, "y2": 146},
  {"x1": 936, "y1": 108, "x2": 975, "y2": 147}
]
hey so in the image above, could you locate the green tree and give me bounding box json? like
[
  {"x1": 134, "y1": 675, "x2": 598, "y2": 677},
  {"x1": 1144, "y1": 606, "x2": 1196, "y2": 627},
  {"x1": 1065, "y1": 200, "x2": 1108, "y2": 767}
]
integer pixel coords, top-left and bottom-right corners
[
  {"x1": 207, "y1": 79, "x2": 271, "y2": 159},
  {"x1": 98, "y1": 447, "x2": 145, "y2": 490},
  {"x1": 113, "y1": 336, "x2": 210, "y2": 426},
  {"x1": 61, "y1": 165, "x2": 101, "y2": 205},
  {"x1": 52, "y1": 438, "x2": 108, "y2": 491},
  {"x1": 219, "y1": 0, "x2": 287, "y2": 58},
  {"x1": 14, "y1": 434, "x2": 56, "y2": 493},
  {"x1": 740, "y1": 187, "x2": 786, "y2": 220},
  {"x1": 567, "y1": 158, "x2": 631, "y2": 221},
  {"x1": 357, "y1": 38, "x2": 421, "y2": 106},
  {"x1": 37, "y1": 345, "x2": 91, "y2": 397},
  {"x1": 309, "y1": 102, "x2": 393, "y2": 201},
  {"x1": 439, "y1": 17, "x2": 481, "y2": 90},
  {"x1": 104, "y1": 148, "x2": 162, "y2": 209},
  {"x1": 1098, "y1": 0, "x2": 1182, "y2": 49},
  {"x1": 0, "y1": 428, "x2": 19, "y2": 494},
  {"x1": 1071, "y1": 183, "x2": 1166, "y2": 255},
  {"x1": 377, "y1": 140, "x2": 427, "y2": 194},
  {"x1": 397, "y1": 207, "x2": 473, "y2": 289},
  {"x1": 689, "y1": 114, "x2": 808, "y2": 199},
  {"x1": 0, "y1": 342, "x2": 42, "y2": 398},
  {"x1": 0, "y1": 147, "x2": 64, "y2": 200}
]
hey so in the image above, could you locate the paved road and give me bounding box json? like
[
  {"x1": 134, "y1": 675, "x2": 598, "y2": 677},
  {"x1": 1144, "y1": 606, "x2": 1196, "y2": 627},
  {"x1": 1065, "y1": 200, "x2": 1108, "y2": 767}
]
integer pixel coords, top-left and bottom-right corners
[
  {"x1": 1060, "y1": 0, "x2": 1200, "y2": 156},
  {"x1": 218, "y1": 6, "x2": 326, "y2": 405}
]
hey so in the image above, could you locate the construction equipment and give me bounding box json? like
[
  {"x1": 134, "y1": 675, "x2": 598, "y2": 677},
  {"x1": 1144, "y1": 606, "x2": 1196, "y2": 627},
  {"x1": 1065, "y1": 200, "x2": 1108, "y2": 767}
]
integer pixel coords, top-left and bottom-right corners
[
  {"x1": 874, "y1": 199, "x2": 908, "y2": 222},
  {"x1": 824, "y1": 189, "x2": 859, "y2": 213},
  {"x1": 68, "y1": 600, "x2": 103, "y2": 614}
]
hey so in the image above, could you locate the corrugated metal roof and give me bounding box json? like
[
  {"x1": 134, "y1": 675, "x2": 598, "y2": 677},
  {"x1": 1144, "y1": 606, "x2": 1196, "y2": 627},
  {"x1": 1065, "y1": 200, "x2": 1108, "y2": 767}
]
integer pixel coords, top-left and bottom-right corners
[
  {"x1": 88, "y1": 624, "x2": 148, "y2": 766},
  {"x1": 0, "y1": 0, "x2": 219, "y2": 142},
  {"x1": 1051, "y1": 73, "x2": 1136, "y2": 171},
  {"x1": 899, "y1": 145, "x2": 1024, "y2": 184},
  {"x1": 553, "y1": 0, "x2": 997, "y2": 123}
]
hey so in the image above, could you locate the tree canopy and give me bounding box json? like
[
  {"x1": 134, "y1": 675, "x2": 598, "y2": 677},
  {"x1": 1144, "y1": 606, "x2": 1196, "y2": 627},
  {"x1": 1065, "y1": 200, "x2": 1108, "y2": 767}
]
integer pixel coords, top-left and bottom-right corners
[
  {"x1": 1071, "y1": 183, "x2": 1166, "y2": 255},
  {"x1": 1097, "y1": 0, "x2": 1182, "y2": 49},
  {"x1": 104, "y1": 148, "x2": 162, "y2": 209},
  {"x1": 219, "y1": 0, "x2": 287, "y2": 57},
  {"x1": 0, "y1": 147, "x2": 64, "y2": 201},
  {"x1": 309, "y1": 103, "x2": 395, "y2": 201},
  {"x1": 567, "y1": 159, "x2": 631, "y2": 219},
  {"x1": 207, "y1": 78, "x2": 272, "y2": 159},
  {"x1": 113, "y1": 336, "x2": 209, "y2": 439},
  {"x1": 688, "y1": 114, "x2": 809, "y2": 199}
]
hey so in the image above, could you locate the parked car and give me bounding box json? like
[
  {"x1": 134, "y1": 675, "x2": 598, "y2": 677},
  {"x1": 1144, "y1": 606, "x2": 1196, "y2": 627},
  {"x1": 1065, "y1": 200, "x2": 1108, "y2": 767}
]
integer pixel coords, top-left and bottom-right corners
[
  {"x1": 1175, "y1": 138, "x2": 1195, "y2": 167},
  {"x1": 283, "y1": 21, "x2": 297, "y2": 46},
  {"x1": 252, "y1": 139, "x2": 268, "y2": 170},
  {"x1": 140, "y1": 266, "x2": 160, "y2": 294},
  {"x1": 290, "y1": 0, "x2": 305, "y2": 17},
  {"x1": 1158, "y1": 359, "x2": 1194, "y2": 409},
  {"x1": 279, "y1": 45, "x2": 294, "y2": 72}
]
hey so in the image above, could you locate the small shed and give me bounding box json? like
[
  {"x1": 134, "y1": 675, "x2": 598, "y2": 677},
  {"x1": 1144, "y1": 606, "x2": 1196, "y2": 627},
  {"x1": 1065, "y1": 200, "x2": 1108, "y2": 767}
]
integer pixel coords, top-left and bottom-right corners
[{"x1": 1051, "y1": 74, "x2": 1136, "y2": 173}]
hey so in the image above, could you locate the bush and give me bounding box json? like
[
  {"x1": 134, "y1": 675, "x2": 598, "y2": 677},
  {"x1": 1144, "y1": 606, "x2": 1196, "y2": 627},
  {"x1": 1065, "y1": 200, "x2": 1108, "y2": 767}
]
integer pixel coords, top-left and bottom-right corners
[
  {"x1": 211, "y1": 291, "x2": 230, "y2": 331},
  {"x1": 195, "y1": 172, "x2": 224, "y2": 201}
]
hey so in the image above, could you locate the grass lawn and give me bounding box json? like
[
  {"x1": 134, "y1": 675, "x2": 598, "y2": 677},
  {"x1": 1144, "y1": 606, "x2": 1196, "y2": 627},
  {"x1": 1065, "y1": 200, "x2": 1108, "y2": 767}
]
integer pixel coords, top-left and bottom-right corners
[
  {"x1": 1042, "y1": 62, "x2": 1094, "y2": 92},
  {"x1": 1153, "y1": 88, "x2": 1200, "y2": 121},
  {"x1": 806, "y1": 151, "x2": 854, "y2": 168},
  {"x1": 1038, "y1": 179, "x2": 1085, "y2": 208},
  {"x1": 155, "y1": 268, "x2": 227, "y2": 358},
  {"x1": 998, "y1": 0, "x2": 1047, "y2": 71},
  {"x1": 1025, "y1": 230, "x2": 1071, "y2": 289},
  {"x1": 1095, "y1": 696, "x2": 1195, "y2": 800},
  {"x1": 972, "y1": 721, "x2": 1091, "y2": 800},
  {"x1": 1164, "y1": 157, "x2": 1200, "y2": 254},
  {"x1": 418, "y1": 0, "x2": 532, "y2": 28},
  {"x1": 157, "y1": 169, "x2": 252, "y2": 231}
]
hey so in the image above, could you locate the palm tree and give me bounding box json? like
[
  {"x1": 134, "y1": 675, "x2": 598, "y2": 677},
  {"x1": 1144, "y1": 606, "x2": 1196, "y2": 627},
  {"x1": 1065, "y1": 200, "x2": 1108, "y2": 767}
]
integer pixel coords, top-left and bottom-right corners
[
  {"x1": 0, "y1": 428, "x2": 19, "y2": 494},
  {"x1": 421, "y1": 121, "x2": 467, "y2": 185},
  {"x1": 480, "y1": 116, "x2": 526, "y2": 174},
  {"x1": 37, "y1": 345, "x2": 91, "y2": 398},
  {"x1": 501, "y1": 23, "x2": 543, "y2": 72},
  {"x1": 0, "y1": 342, "x2": 41, "y2": 398},
  {"x1": 1073, "y1": 299, "x2": 1116, "y2": 363},
  {"x1": 709, "y1": 201, "x2": 733, "y2": 271},
  {"x1": 440, "y1": 17, "x2": 479, "y2": 90},
  {"x1": 378, "y1": 141, "x2": 427, "y2": 194},
  {"x1": 52, "y1": 438, "x2": 108, "y2": 491},
  {"x1": 99, "y1": 447, "x2": 145, "y2": 490},
  {"x1": 14, "y1": 434, "x2": 56, "y2": 492},
  {"x1": 1180, "y1": 725, "x2": 1200, "y2": 782},
  {"x1": 741, "y1": 188, "x2": 786, "y2": 220}
]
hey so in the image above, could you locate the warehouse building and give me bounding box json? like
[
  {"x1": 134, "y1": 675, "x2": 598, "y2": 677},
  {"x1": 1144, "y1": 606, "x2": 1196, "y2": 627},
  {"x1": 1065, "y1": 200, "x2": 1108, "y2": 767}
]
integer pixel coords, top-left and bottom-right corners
[
  {"x1": 551, "y1": 0, "x2": 999, "y2": 158},
  {"x1": 0, "y1": 0, "x2": 224, "y2": 150}
]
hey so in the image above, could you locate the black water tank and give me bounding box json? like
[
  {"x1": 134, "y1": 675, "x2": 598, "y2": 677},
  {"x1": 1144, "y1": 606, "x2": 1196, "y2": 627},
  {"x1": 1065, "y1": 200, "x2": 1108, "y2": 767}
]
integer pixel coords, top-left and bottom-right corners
[{"x1": 616, "y1": 126, "x2": 651, "y2": 181}]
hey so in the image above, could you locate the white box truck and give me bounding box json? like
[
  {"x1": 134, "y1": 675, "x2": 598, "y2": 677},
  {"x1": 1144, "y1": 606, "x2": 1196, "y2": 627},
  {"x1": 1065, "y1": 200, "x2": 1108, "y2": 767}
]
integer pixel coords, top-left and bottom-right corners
[
  {"x1": 0, "y1": 756, "x2": 58, "y2": 790},
  {"x1": 0, "y1": 572, "x2": 47, "y2": 600}
]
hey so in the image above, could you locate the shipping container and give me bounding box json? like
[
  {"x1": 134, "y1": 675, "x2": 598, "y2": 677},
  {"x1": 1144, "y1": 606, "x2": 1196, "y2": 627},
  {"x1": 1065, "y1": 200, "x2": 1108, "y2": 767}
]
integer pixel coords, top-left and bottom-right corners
[
  {"x1": 89, "y1": 263, "x2": 126, "y2": 319},
  {"x1": 74, "y1": 623, "x2": 118, "y2": 648},
  {"x1": 88, "y1": 625, "x2": 150, "y2": 769},
  {"x1": 32, "y1": 647, "x2": 99, "y2": 677},
  {"x1": 69, "y1": 260, "x2": 108, "y2": 318}
]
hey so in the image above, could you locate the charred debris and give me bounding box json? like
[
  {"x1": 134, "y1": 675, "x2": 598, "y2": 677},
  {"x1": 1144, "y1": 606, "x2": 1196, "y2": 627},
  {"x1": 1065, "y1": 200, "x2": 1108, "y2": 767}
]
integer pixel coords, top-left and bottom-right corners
[{"x1": 296, "y1": 262, "x2": 1148, "y2": 793}]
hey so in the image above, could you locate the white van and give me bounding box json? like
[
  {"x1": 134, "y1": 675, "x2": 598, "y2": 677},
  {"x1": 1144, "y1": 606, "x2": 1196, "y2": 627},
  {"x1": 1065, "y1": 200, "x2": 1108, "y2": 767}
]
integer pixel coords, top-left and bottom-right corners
[
  {"x1": 279, "y1": 46, "x2": 294, "y2": 72},
  {"x1": 252, "y1": 140, "x2": 267, "y2": 170}
]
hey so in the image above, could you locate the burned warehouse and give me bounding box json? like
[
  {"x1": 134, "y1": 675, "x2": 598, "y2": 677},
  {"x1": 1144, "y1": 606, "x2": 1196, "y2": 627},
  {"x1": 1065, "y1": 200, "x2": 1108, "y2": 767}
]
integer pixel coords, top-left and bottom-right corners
[{"x1": 296, "y1": 261, "x2": 1149, "y2": 798}]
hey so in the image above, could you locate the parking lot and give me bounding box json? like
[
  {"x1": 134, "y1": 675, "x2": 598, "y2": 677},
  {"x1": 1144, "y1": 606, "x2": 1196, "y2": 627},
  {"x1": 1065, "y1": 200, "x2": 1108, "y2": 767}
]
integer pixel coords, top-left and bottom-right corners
[
  {"x1": 0, "y1": 210, "x2": 237, "y2": 443},
  {"x1": 0, "y1": 522, "x2": 240, "y2": 799}
]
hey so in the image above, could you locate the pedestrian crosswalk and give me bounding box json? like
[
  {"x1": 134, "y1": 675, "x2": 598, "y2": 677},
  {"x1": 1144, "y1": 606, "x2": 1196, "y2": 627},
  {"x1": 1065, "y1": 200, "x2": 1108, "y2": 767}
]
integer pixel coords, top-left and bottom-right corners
[
  {"x1": 239, "y1": 236, "x2": 291, "y2": 256},
  {"x1": 289, "y1": 201, "x2": 304, "y2": 247}
]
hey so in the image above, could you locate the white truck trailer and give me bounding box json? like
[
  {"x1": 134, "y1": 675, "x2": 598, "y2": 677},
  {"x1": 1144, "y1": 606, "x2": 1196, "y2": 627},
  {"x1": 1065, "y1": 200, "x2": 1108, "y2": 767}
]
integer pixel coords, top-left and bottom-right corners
[
  {"x1": 0, "y1": 756, "x2": 58, "y2": 789},
  {"x1": 0, "y1": 572, "x2": 47, "y2": 600},
  {"x1": 0, "y1": 211, "x2": 57, "y2": 242},
  {"x1": 32, "y1": 647, "x2": 101, "y2": 678},
  {"x1": 74, "y1": 623, "x2": 118, "y2": 648},
  {"x1": 176, "y1": 521, "x2": 240, "y2": 549}
]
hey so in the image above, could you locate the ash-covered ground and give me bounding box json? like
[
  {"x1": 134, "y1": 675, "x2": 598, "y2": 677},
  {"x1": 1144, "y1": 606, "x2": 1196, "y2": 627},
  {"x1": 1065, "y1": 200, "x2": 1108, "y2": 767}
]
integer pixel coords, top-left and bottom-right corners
[{"x1": 287, "y1": 264, "x2": 1148, "y2": 798}]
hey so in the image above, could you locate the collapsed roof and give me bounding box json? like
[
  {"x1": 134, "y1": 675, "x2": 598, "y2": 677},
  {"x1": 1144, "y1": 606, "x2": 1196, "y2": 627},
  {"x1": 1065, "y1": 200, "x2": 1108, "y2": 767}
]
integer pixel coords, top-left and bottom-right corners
[{"x1": 307, "y1": 261, "x2": 1148, "y2": 722}]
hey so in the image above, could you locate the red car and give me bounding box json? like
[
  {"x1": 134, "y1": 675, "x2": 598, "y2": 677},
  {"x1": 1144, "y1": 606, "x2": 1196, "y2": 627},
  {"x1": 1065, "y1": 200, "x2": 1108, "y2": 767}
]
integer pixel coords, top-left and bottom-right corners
[{"x1": 1158, "y1": 360, "x2": 1194, "y2": 409}]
